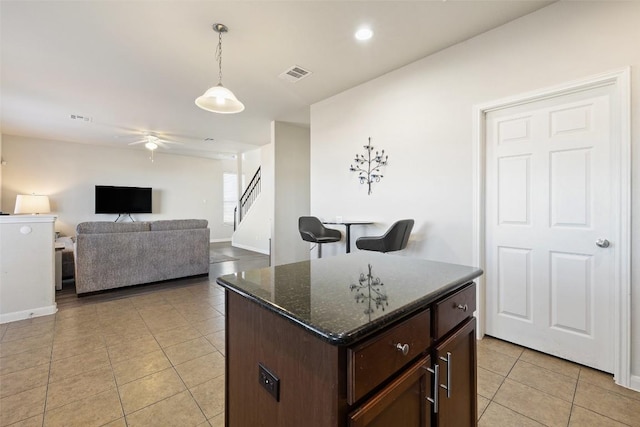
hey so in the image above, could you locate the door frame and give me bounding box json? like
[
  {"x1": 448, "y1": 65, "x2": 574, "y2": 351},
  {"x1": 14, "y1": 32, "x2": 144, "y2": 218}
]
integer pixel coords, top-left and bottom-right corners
[{"x1": 471, "y1": 68, "x2": 632, "y2": 388}]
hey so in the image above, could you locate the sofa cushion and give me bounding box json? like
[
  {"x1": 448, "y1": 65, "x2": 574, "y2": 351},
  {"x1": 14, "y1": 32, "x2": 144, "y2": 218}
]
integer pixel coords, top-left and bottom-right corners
[
  {"x1": 76, "y1": 221, "x2": 150, "y2": 234},
  {"x1": 149, "y1": 219, "x2": 208, "y2": 231}
]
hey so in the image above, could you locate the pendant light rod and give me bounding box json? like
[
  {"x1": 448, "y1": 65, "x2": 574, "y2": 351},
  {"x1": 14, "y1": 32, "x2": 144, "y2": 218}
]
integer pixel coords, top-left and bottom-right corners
[{"x1": 213, "y1": 23, "x2": 227, "y2": 85}]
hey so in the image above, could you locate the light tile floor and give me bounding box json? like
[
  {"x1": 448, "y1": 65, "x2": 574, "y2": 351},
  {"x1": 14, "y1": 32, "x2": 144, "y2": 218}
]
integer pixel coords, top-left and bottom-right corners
[
  {"x1": 0, "y1": 281, "x2": 226, "y2": 427},
  {"x1": 1, "y1": 244, "x2": 639, "y2": 426},
  {"x1": 477, "y1": 336, "x2": 640, "y2": 426}
]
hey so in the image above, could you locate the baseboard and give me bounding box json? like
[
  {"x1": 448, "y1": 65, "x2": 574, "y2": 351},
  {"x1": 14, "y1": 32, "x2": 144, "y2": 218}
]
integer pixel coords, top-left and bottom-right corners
[
  {"x1": 232, "y1": 241, "x2": 270, "y2": 255},
  {"x1": 629, "y1": 374, "x2": 640, "y2": 392},
  {"x1": 0, "y1": 304, "x2": 58, "y2": 324},
  {"x1": 210, "y1": 238, "x2": 232, "y2": 243}
]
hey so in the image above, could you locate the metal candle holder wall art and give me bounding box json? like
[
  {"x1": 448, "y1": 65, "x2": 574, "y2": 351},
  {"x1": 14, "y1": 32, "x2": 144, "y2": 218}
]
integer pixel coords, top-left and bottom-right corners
[
  {"x1": 349, "y1": 137, "x2": 389, "y2": 195},
  {"x1": 350, "y1": 264, "x2": 388, "y2": 320}
]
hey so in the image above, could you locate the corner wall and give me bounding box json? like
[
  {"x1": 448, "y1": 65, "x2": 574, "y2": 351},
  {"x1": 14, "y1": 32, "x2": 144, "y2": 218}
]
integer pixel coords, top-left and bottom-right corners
[
  {"x1": 272, "y1": 121, "x2": 310, "y2": 265},
  {"x1": 310, "y1": 2, "x2": 640, "y2": 383},
  {"x1": 1, "y1": 134, "x2": 235, "y2": 239}
]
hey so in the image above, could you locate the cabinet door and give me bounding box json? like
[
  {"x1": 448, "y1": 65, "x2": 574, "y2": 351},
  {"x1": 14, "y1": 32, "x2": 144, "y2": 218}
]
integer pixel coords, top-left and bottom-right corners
[
  {"x1": 349, "y1": 355, "x2": 432, "y2": 427},
  {"x1": 435, "y1": 318, "x2": 477, "y2": 427}
]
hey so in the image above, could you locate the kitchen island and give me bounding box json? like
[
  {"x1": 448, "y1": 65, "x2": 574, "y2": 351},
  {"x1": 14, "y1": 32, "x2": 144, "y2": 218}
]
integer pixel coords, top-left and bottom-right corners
[{"x1": 216, "y1": 252, "x2": 483, "y2": 427}]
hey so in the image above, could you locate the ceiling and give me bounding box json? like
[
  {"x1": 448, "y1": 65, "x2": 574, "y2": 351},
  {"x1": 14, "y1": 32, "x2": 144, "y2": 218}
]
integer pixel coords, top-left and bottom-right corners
[{"x1": 1, "y1": 1, "x2": 553, "y2": 160}]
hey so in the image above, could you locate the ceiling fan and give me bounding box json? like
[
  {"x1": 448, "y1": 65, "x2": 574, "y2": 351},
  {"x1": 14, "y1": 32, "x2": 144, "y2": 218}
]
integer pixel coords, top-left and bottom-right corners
[
  {"x1": 109, "y1": 127, "x2": 236, "y2": 161},
  {"x1": 125, "y1": 134, "x2": 184, "y2": 151},
  {"x1": 117, "y1": 132, "x2": 185, "y2": 163}
]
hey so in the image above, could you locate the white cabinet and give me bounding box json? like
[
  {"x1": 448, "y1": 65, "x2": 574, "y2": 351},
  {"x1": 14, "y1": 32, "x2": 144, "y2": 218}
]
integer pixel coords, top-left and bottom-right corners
[{"x1": 0, "y1": 215, "x2": 58, "y2": 323}]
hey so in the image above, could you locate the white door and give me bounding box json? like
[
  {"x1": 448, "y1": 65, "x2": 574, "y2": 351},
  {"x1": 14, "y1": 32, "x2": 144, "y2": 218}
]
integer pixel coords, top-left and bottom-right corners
[{"x1": 485, "y1": 84, "x2": 615, "y2": 372}]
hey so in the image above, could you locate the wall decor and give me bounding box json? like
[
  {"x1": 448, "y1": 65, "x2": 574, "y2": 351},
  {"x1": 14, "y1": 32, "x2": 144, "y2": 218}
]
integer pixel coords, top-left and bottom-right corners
[
  {"x1": 350, "y1": 264, "x2": 388, "y2": 320},
  {"x1": 349, "y1": 137, "x2": 388, "y2": 195}
]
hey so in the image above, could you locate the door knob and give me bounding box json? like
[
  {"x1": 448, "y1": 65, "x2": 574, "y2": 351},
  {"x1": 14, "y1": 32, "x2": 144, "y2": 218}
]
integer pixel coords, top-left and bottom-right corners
[{"x1": 596, "y1": 239, "x2": 610, "y2": 248}]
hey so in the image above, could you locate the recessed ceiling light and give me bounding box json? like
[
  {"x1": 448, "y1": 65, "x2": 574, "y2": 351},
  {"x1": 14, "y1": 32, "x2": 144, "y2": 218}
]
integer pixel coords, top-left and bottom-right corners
[{"x1": 355, "y1": 27, "x2": 373, "y2": 41}]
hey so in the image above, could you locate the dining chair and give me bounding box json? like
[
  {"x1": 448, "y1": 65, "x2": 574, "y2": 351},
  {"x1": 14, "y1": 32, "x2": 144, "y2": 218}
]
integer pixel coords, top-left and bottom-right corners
[
  {"x1": 298, "y1": 216, "x2": 342, "y2": 258},
  {"x1": 355, "y1": 219, "x2": 414, "y2": 253}
]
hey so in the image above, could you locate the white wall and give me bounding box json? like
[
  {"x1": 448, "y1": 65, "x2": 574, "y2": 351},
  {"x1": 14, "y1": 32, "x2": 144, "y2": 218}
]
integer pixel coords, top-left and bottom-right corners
[
  {"x1": 232, "y1": 121, "x2": 311, "y2": 262},
  {"x1": 1, "y1": 134, "x2": 235, "y2": 239},
  {"x1": 310, "y1": 2, "x2": 640, "y2": 382},
  {"x1": 272, "y1": 121, "x2": 310, "y2": 265},
  {"x1": 231, "y1": 192, "x2": 270, "y2": 254}
]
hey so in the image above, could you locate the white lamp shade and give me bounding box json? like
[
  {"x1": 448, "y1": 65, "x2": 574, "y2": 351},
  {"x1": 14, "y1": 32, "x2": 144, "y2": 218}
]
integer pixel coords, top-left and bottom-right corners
[
  {"x1": 195, "y1": 84, "x2": 245, "y2": 114},
  {"x1": 14, "y1": 194, "x2": 51, "y2": 214}
]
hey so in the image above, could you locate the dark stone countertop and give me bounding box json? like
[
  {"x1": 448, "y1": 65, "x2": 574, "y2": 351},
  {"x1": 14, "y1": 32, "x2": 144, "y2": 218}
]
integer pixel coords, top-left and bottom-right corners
[{"x1": 216, "y1": 252, "x2": 482, "y2": 346}]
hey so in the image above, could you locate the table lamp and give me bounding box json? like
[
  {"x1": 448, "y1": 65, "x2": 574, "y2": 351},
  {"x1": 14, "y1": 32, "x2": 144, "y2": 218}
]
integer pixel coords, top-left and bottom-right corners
[{"x1": 14, "y1": 194, "x2": 51, "y2": 215}]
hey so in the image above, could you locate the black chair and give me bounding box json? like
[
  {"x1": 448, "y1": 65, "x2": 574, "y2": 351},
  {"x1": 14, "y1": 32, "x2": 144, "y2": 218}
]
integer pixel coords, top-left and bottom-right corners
[
  {"x1": 298, "y1": 216, "x2": 342, "y2": 258},
  {"x1": 355, "y1": 219, "x2": 414, "y2": 253}
]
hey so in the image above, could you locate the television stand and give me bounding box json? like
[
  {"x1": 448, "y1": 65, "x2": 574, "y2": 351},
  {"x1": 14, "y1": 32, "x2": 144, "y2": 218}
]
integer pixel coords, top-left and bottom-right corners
[{"x1": 114, "y1": 213, "x2": 135, "y2": 223}]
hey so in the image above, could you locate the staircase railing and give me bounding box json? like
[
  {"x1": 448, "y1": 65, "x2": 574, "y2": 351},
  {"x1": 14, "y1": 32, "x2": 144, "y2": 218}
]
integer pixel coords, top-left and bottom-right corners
[{"x1": 235, "y1": 167, "x2": 261, "y2": 230}]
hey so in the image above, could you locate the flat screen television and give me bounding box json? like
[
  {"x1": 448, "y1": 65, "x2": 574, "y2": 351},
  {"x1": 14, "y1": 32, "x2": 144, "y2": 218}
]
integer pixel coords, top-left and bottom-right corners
[{"x1": 95, "y1": 185, "x2": 152, "y2": 214}]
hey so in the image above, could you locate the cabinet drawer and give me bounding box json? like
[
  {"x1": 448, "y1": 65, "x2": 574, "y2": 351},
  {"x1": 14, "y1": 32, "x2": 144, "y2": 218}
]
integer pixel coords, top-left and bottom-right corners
[
  {"x1": 348, "y1": 309, "x2": 431, "y2": 405},
  {"x1": 433, "y1": 283, "x2": 475, "y2": 339}
]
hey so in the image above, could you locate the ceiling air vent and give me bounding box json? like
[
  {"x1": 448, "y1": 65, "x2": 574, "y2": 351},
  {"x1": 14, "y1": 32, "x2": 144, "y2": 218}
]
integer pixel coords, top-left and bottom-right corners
[
  {"x1": 279, "y1": 65, "x2": 312, "y2": 83},
  {"x1": 69, "y1": 114, "x2": 93, "y2": 122}
]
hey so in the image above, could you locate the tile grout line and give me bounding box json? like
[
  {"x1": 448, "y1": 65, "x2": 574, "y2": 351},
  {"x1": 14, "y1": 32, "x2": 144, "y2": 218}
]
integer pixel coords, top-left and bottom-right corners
[
  {"x1": 565, "y1": 366, "x2": 582, "y2": 427},
  {"x1": 483, "y1": 345, "x2": 521, "y2": 397},
  {"x1": 486, "y1": 401, "x2": 549, "y2": 427},
  {"x1": 39, "y1": 316, "x2": 57, "y2": 427},
  {"x1": 169, "y1": 293, "x2": 224, "y2": 424},
  {"x1": 135, "y1": 300, "x2": 210, "y2": 424},
  {"x1": 478, "y1": 345, "x2": 522, "y2": 424},
  {"x1": 165, "y1": 296, "x2": 221, "y2": 424},
  {"x1": 105, "y1": 321, "x2": 128, "y2": 427},
  {"x1": 44, "y1": 316, "x2": 119, "y2": 425}
]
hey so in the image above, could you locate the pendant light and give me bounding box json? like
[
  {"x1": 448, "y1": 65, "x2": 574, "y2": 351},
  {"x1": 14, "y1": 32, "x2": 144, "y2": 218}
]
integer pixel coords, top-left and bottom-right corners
[{"x1": 195, "y1": 23, "x2": 245, "y2": 114}]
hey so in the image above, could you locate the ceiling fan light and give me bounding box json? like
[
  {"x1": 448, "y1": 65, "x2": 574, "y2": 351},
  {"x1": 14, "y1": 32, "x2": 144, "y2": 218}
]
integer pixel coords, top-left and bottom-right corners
[
  {"x1": 355, "y1": 27, "x2": 373, "y2": 41},
  {"x1": 196, "y1": 84, "x2": 245, "y2": 113},
  {"x1": 145, "y1": 141, "x2": 158, "y2": 150}
]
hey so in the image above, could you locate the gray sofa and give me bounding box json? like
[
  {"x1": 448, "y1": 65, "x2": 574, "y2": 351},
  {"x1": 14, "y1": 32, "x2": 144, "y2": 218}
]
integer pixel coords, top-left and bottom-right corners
[{"x1": 75, "y1": 219, "x2": 210, "y2": 295}]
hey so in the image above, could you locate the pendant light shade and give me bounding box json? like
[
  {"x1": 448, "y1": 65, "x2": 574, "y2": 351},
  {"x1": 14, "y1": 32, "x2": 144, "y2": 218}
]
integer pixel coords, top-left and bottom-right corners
[
  {"x1": 196, "y1": 84, "x2": 245, "y2": 114},
  {"x1": 196, "y1": 23, "x2": 244, "y2": 114}
]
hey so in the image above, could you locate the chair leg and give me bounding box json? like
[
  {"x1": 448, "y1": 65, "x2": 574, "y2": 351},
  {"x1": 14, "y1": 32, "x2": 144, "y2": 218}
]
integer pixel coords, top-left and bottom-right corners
[{"x1": 318, "y1": 243, "x2": 323, "y2": 258}]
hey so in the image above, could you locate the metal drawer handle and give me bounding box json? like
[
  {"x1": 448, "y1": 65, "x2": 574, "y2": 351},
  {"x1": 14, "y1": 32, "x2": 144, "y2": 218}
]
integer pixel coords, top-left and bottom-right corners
[
  {"x1": 440, "y1": 352, "x2": 452, "y2": 398},
  {"x1": 456, "y1": 304, "x2": 468, "y2": 312},
  {"x1": 425, "y1": 364, "x2": 439, "y2": 413},
  {"x1": 395, "y1": 343, "x2": 410, "y2": 355}
]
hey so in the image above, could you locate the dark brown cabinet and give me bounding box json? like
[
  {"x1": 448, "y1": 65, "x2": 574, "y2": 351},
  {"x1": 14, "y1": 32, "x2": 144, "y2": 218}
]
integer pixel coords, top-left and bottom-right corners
[
  {"x1": 435, "y1": 318, "x2": 477, "y2": 427},
  {"x1": 349, "y1": 356, "x2": 432, "y2": 427},
  {"x1": 348, "y1": 284, "x2": 477, "y2": 427},
  {"x1": 219, "y1": 253, "x2": 482, "y2": 427}
]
